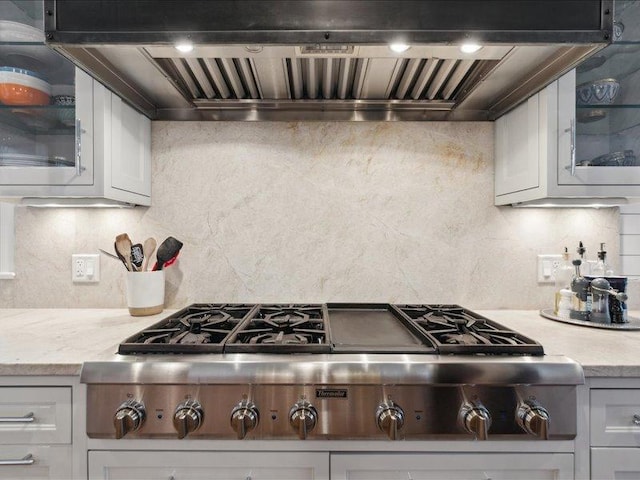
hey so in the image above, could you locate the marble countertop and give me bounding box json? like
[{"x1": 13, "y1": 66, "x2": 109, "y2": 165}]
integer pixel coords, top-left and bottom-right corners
[{"x1": 0, "y1": 308, "x2": 638, "y2": 377}]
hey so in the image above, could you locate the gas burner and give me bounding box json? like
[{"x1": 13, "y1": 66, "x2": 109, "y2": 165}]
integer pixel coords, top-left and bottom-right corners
[
  {"x1": 249, "y1": 331, "x2": 310, "y2": 345},
  {"x1": 118, "y1": 304, "x2": 255, "y2": 354},
  {"x1": 394, "y1": 304, "x2": 544, "y2": 355},
  {"x1": 225, "y1": 304, "x2": 331, "y2": 353}
]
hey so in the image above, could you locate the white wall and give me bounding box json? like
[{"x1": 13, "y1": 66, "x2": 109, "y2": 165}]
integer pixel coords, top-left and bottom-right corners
[{"x1": 0, "y1": 122, "x2": 622, "y2": 310}]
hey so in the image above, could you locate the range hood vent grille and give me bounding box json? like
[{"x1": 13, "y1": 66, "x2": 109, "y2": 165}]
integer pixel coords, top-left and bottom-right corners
[
  {"x1": 45, "y1": 0, "x2": 612, "y2": 121},
  {"x1": 158, "y1": 56, "x2": 492, "y2": 105}
]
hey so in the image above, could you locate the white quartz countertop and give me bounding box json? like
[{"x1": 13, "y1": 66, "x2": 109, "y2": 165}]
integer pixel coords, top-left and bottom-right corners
[{"x1": 0, "y1": 308, "x2": 638, "y2": 377}]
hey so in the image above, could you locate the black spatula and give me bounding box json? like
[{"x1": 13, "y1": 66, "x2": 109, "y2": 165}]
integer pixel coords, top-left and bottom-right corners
[
  {"x1": 130, "y1": 243, "x2": 144, "y2": 272},
  {"x1": 153, "y1": 236, "x2": 183, "y2": 271}
]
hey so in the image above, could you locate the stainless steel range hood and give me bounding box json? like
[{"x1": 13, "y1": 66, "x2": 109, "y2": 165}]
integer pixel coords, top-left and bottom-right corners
[{"x1": 44, "y1": 0, "x2": 613, "y2": 121}]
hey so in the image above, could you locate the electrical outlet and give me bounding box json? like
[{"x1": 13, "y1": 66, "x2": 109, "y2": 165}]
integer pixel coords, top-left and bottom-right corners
[
  {"x1": 72, "y1": 254, "x2": 100, "y2": 283},
  {"x1": 537, "y1": 254, "x2": 563, "y2": 284}
]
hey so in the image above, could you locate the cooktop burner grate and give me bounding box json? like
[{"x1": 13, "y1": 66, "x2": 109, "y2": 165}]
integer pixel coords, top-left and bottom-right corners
[
  {"x1": 118, "y1": 304, "x2": 255, "y2": 354},
  {"x1": 395, "y1": 304, "x2": 544, "y2": 355},
  {"x1": 225, "y1": 304, "x2": 331, "y2": 353},
  {"x1": 118, "y1": 303, "x2": 543, "y2": 356}
]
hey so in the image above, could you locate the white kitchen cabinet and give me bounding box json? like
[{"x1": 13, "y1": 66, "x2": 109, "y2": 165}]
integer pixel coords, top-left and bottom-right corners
[
  {"x1": 0, "y1": 387, "x2": 72, "y2": 445},
  {"x1": 495, "y1": 70, "x2": 640, "y2": 206},
  {"x1": 88, "y1": 451, "x2": 330, "y2": 480},
  {"x1": 589, "y1": 387, "x2": 640, "y2": 479},
  {"x1": 496, "y1": 1, "x2": 640, "y2": 206},
  {"x1": 0, "y1": 202, "x2": 15, "y2": 279},
  {"x1": 0, "y1": 386, "x2": 72, "y2": 480},
  {"x1": 592, "y1": 448, "x2": 640, "y2": 479},
  {"x1": 0, "y1": 445, "x2": 72, "y2": 480},
  {"x1": 0, "y1": 68, "x2": 151, "y2": 205},
  {"x1": 590, "y1": 388, "x2": 640, "y2": 447},
  {"x1": 0, "y1": 0, "x2": 150, "y2": 205},
  {"x1": 330, "y1": 453, "x2": 574, "y2": 480}
]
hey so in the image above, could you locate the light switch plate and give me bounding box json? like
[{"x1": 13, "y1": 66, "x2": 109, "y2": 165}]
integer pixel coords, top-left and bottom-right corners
[
  {"x1": 72, "y1": 254, "x2": 100, "y2": 283},
  {"x1": 537, "y1": 254, "x2": 563, "y2": 284}
]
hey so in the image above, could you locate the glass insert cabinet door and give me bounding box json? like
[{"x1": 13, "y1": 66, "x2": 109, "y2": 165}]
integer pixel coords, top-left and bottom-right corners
[
  {"x1": 558, "y1": 0, "x2": 640, "y2": 187},
  {"x1": 0, "y1": 0, "x2": 93, "y2": 186}
]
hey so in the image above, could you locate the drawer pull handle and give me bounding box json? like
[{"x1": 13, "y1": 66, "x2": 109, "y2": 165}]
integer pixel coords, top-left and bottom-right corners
[
  {"x1": 0, "y1": 454, "x2": 34, "y2": 466},
  {"x1": 0, "y1": 412, "x2": 34, "y2": 423},
  {"x1": 633, "y1": 414, "x2": 640, "y2": 426}
]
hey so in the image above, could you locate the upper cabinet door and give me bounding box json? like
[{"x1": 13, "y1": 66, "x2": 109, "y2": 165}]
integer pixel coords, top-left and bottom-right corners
[
  {"x1": 495, "y1": 94, "x2": 540, "y2": 197},
  {"x1": 110, "y1": 94, "x2": 151, "y2": 197},
  {"x1": 0, "y1": 0, "x2": 94, "y2": 187},
  {"x1": 557, "y1": 0, "x2": 640, "y2": 187}
]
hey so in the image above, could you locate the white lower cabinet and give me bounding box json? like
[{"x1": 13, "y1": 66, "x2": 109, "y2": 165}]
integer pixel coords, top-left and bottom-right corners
[
  {"x1": 330, "y1": 453, "x2": 575, "y2": 480},
  {"x1": 88, "y1": 451, "x2": 330, "y2": 480},
  {"x1": 591, "y1": 448, "x2": 640, "y2": 479},
  {"x1": 0, "y1": 445, "x2": 72, "y2": 480},
  {"x1": 590, "y1": 387, "x2": 640, "y2": 479},
  {"x1": 0, "y1": 386, "x2": 73, "y2": 479}
]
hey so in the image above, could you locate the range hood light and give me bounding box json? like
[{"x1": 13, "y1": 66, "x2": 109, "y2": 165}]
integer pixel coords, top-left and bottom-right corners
[
  {"x1": 460, "y1": 43, "x2": 483, "y2": 54},
  {"x1": 389, "y1": 43, "x2": 411, "y2": 53},
  {"x1": 174, "y1": 41, "x2": 194, "y2": 53}
]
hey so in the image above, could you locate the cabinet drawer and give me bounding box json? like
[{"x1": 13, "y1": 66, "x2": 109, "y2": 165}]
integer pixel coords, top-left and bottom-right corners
[
  {"x1": 89, "y1": 451, "x2": 329, "y2": 480},
  {"x1": 591, "y1": 389, "x2": 640, "y2": 446},
  {"x1": 0, "y1": 387, "x2": 71, "y2": 445},
  {"x1": 0, "y1": 445, "x2": 72, "y2": 480},
  {"x1": 592, "y1": 447, "x2": 640, "y2": 479}
]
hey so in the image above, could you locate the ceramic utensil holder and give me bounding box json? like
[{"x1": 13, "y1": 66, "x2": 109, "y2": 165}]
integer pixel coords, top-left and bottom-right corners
[{"x1": 126, "y1": 270, "x2": 165, "y2": 316}]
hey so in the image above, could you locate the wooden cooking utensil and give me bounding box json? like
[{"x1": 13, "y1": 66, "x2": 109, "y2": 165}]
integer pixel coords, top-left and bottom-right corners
[
  {"x1": 141, "y1": 237, "x2": 157, "y2": 272},
  {"x1": 114, "y1": 233, "x2": 133, "y2": 272}
]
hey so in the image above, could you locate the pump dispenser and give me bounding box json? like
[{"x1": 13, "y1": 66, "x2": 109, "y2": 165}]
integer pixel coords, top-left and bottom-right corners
[
  {"x1": 591, "y1": 243, "x2": 613, "y2": 277},
  {"x1": 576, "y1": 241, "x2": 590, "y2": 275}
]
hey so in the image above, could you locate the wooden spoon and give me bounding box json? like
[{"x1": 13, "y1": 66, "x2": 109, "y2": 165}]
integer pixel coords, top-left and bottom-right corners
[
  {"x1": 141, "y1": 237, "x2": 157, "y2": 272},
  {"x1": 114, "y1": 233, "x2": 133, "y2": 272}
]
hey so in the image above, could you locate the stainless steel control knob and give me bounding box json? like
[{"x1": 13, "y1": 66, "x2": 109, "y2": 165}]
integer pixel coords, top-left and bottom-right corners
[
  {"x1": 517, "y1": 399, "x2": 550, "y2": 439},
  {"x1": 289, "y1": 400, "x2": 318, "y2": 440},
  {"x1": 113, "y1": 399, "x2": 145, "y2": 439},
  {"x1": 376, "y1": 400, "x2": 405, "y2": 440},
  {"x1": 173, "y1": 400, "x2": 204, "y2": 439},
  {"x1": 459, "y1": 400, "x2": 492, "y2": 440},
  {"x1": 230, "y1": 400, "x2": 259, "y2": 439}
]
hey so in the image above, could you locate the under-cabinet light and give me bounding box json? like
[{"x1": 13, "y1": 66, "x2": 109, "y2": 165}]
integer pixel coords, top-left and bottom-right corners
[
  {"x1": 20, "y1": 198, "x2": 135, "y2": 208},
  {"x1": 511, "y1": 198, "x2": 628, "y2": 208}
]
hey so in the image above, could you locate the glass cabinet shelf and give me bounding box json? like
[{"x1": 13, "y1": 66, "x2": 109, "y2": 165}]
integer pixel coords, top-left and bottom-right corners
[
  {"x1": 577, "y1": 106, "x2": 640, "y2": 135},
  {"x1": 0, "y1": 106, "x2": 75, "y2": 134}
]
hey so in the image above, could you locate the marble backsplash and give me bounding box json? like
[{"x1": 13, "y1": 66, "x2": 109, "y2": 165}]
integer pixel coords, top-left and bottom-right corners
[{"x1": 0, "y1": 122, "x2": 622, "y2": 310}]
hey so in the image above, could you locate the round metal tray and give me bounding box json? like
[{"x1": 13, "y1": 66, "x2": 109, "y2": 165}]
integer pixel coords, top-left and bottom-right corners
[{"x1": 540, "y1": 309, "x2": 640, "y2": 331}]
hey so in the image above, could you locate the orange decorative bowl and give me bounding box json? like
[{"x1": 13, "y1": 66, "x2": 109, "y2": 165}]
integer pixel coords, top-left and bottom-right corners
[{"x1": 0, "y1": 67, "x2": 50, "y2": 105}]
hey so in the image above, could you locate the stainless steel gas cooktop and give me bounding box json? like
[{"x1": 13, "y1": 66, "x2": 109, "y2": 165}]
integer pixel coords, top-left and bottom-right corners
[
  {"x1": 81, "y1": 304, "x2": 583, "y2": 442},
  {"x1": 118, "y1": 303, "x2": 544, "y2": 356}
]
